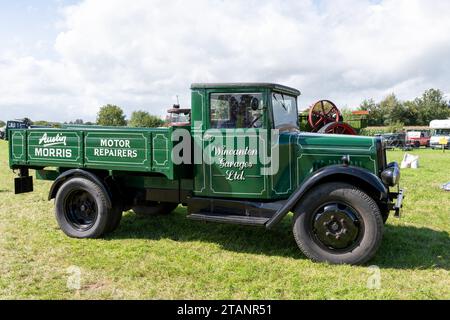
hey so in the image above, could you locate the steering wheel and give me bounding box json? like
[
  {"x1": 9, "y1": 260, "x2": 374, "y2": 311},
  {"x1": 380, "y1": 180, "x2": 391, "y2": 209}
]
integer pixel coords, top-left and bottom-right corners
[{"x1": 248, "y1": 114, "x2": 263, "y2": 128}]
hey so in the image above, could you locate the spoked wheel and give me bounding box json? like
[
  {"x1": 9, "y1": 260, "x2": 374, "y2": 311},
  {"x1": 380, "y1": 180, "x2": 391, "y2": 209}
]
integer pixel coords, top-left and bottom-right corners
[
  {"x1": 308, "y1": 100, "x2": 341, "y2": 132},
  {"x1": 318, "y1": 122, "x2": 357, "y2": 135}
]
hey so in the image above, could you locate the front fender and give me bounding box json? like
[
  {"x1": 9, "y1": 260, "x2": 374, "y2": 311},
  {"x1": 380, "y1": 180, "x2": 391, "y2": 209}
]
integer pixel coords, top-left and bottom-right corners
[{"x1": 265, "y1": 165, "x2": 387, "y2": 229}]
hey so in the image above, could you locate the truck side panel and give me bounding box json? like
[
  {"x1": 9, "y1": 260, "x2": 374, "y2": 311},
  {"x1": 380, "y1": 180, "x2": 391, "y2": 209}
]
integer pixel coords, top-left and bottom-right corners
[
  {"x1": 9, "y1": 128, "x2": 176, "y2": 180},
  {"x1": 84, "y1": 131, "x2": 151, "y2": 172},
  {"x1": 150, "y1": 130, "x2": 173, "y2": 178},
  {"x1": 9, "y1": 130, "x2": 27, "y2": 166},
  {"x1": 27, "y1": 130, "x2": 83, "y2": 167}
]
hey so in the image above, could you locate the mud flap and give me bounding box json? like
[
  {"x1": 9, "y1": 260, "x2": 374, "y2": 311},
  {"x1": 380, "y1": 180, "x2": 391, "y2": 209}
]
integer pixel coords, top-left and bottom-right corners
[{"x1": 15, "y1": 175, "x2": 33, "y2": 194}]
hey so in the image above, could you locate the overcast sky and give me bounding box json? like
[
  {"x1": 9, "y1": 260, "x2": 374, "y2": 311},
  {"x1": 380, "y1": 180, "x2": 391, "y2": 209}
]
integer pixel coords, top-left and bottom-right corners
[{"x1": 0, "y1": 0, "x2": 449, "y2": 123}]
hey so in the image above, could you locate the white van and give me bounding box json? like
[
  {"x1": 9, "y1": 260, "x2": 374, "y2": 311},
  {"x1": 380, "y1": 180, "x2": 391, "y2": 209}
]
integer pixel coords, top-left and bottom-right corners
[{"x1": 430, "y1": 119, "x2": 450, "y2": 149}]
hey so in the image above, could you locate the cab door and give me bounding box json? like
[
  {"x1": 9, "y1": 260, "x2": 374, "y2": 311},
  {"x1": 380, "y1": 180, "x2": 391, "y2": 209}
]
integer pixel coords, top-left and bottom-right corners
[{"x1": 200, "y1": 91, "x2": 270, "y2": 199}]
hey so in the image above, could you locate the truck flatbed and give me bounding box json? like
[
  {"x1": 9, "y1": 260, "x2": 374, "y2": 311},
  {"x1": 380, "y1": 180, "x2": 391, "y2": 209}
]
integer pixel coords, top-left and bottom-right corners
[{"x1": 9, "y1": 126, "x2": 177, "y2": 179}]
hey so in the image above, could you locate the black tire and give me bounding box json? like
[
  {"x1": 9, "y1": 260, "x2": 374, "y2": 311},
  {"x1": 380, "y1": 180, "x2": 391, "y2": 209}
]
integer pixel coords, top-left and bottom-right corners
[
  {"x1": 133, "y1": 202, "x2": 178, "y2": 216},
  {"x1": 104, "y1": 180, "x2": 124, "y2": 234},
  {"x1": 55, "y1": 177, "x2": 111, "y2": 239},
  {"x1": 292, "y1": 182, "x2": 384, "y2": 265},
  {"x1": 105, "y1": 203, "x2": 123, "y2": 234},
  {"x1": 381, "y1": 211, "x2": 389, "y2": 224}
]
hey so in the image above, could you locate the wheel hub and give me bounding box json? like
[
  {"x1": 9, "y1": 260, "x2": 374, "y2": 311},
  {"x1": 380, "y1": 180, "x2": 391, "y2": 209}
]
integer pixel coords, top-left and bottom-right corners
[
  {"x1": 65, "y1": 190, "x2": 97, "y2": 231},
  {"x1": 313, "y1": 204, "x2": 361, "y2": 250}
]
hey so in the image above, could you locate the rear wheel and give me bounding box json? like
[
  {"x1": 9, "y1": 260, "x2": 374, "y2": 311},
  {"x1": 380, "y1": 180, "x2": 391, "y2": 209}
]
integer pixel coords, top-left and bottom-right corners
[
  {"x1": 381, "y1": 210, "x2": 389, "y2": 224},
  {"x1": 105, "y1": 202, "x2": 123, "y2": 234},
  {"x1": 293, "y1": 182, "x2": 384, "y2": 265},
  {"x1": 133, "y1": 201, "x2": 178, "y2": 216},
  {"x1": 55, "y1": 177, "x2": 111, "y2": 239}
]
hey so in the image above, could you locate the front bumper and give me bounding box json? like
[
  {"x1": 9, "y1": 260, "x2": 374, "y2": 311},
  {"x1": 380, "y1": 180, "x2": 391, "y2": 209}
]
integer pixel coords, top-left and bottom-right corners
[
  {"x1": 430, "y1": 143, "x2": 449, "y2": 149},
  {"x1": 388, "y1": 188, "x2": 404, "y2": 217}
]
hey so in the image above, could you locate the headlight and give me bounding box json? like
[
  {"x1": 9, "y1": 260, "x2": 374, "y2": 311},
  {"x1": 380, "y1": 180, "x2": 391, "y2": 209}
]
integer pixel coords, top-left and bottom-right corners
[{"x1": 381, "y1": 162, "x2": 400, "y2": 187}]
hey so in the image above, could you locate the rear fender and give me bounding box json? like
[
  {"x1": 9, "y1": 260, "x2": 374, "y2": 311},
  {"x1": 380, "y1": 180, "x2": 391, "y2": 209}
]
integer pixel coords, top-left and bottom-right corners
[{"x1": 48, "y1": 169, "x2": 112, "y2": 209}]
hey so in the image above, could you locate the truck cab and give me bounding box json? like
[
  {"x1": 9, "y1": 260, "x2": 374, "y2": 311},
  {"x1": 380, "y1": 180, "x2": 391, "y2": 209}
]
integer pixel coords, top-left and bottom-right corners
[
  {"x1": 8, "y1": 83, "x2": 403, "y2": 265},
  {"x1": 190, "y1": 83, "x2": 300, "y2": 200},
  {"x1": 189, "y1": 83, "x2": 393, "y2": 200}
]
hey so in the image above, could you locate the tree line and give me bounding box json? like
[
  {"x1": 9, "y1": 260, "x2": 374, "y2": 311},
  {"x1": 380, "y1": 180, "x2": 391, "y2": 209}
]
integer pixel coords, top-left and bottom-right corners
[
  {"x1": 357, "y1": 88, "x2": 450, "y2": 126},
  {"x1": 95, "y1": 104, "x2": 164, "y2": 127},
  {"x1": 2, "y1": 88, "x2": 449, "y2": 129},
  {"x1": 0, "y1": 105, "x2": 165, "y2": 129}
]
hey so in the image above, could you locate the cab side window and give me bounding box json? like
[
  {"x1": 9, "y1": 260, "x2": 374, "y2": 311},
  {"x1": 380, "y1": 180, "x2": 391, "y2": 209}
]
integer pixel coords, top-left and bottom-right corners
[{"x1": 210, "y1": 93, "x2": 263, "y2": 129}]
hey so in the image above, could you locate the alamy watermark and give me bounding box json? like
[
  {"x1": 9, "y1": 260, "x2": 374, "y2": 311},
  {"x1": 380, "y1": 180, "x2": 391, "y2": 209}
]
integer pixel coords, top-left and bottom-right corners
[
  {"x1": 66, "y1": 265, "x2": 82, "y2": 291},
  {"x1": 171, "y1": 122, "x2": 281, "y2": 180},
  {"x1": 367, "y1": 265, "x2": 381, "y2": 290}
]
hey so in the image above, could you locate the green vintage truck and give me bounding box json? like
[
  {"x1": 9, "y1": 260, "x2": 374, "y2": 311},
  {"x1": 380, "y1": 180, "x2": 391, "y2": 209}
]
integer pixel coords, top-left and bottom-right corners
[{"x1": 8, "y1": 83, "x2": 403, "y2": 265}]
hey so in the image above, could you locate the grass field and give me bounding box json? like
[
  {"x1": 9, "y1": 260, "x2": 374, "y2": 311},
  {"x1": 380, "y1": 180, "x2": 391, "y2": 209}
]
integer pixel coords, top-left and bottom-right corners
[{"x1": 0, "y1": 140, "x2": 449, "y2": 300}]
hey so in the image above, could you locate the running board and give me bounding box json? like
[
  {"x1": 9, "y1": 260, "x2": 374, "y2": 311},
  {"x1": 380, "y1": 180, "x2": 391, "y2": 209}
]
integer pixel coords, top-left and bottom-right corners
[{"x1": 187, "y1": 213, "x2": 269, "y2": 226}]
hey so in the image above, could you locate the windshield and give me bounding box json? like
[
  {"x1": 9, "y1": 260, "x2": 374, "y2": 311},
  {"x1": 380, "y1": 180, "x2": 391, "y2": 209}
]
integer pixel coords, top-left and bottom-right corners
[
  {"x1": 432, "y1": 129, "x2": 450, "y2": 136},
  {"x1": 272, "y1": 92, "x2": 299, "y2": 130}
]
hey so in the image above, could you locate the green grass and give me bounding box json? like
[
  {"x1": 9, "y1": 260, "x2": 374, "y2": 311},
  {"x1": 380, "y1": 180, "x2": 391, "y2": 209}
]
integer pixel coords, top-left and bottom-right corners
[{"x1": 0, "y1": 140, "x2": 449, "y2": 299}]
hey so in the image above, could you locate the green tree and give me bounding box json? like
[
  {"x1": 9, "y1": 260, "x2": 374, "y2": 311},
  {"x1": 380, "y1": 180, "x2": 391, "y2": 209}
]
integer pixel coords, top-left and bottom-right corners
[
  {"x1": 96, "y1": 105, "x2": 127, "y2": 126},
  {"x1": 379, "y1": 94, "x2": 403, "y2": 126},
  {"x1": 402, "y1": 100, "x2": 420, "y2": 126},
  {"x1": 0, "y1": 120, "x2": 5, "y2": 127},
  {"x1": 414, "y1": 89, "x2": 450, "y2": 125},
  {"x1": 339, "y1": 107, "x2": 354, "y2": 122},
  {"x1": 22, "y1": 118, "x2": 33, "y2": 126},
  {"x1": 67, "y1": 119, "x2": 84, "y2": 125},
  {"x1": 359, "y1": 99, "x2": 383, "y2": 126},
  {"x1": 128, "y1": 110, "x2": 163, "y2": 128},
  {"x1": 387, "y1": 120, "x2": 405, "y2": 133},
  {"x1": 33, "y1": 120, "x2": 51, "y2": 126}
]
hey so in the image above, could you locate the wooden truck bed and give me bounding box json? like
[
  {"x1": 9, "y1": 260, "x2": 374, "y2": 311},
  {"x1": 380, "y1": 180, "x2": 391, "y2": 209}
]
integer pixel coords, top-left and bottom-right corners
[{"x1": 9, "y1": 127, "x2": 178, "y2": 179}]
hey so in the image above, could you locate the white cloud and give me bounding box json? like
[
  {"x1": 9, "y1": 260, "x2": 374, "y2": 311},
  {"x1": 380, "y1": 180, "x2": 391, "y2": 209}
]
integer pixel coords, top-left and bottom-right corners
[{"x1": 1, "y1": 0, "x2": 449, "y2": 121}]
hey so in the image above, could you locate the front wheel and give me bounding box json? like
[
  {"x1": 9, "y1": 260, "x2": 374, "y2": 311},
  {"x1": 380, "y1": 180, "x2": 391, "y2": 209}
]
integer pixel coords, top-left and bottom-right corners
[{"x1": 293, "y1": 182, "x2": 384, "y2": 265}]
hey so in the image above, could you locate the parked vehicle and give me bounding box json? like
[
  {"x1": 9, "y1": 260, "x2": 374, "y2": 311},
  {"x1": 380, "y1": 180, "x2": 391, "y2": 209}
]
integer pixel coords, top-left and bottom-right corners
[
  {"x1": 406, "y1": 130, "x2": 430, "y2": 148},
  {"x1": 0, "y1": 127, "x2": 5, "y2": 140},
  {"x1": 7, "y1": 83, "x2": 403, "y2": 265},
  {"x1": 378, "y1": 133, "x2": 406, "y2": 149},
  {"x1": 430, "y1": 119, "x2": 450, "y2": 149},
  {"x1": 4, "y1": 119, "x2": 31, "y2": 141}
]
